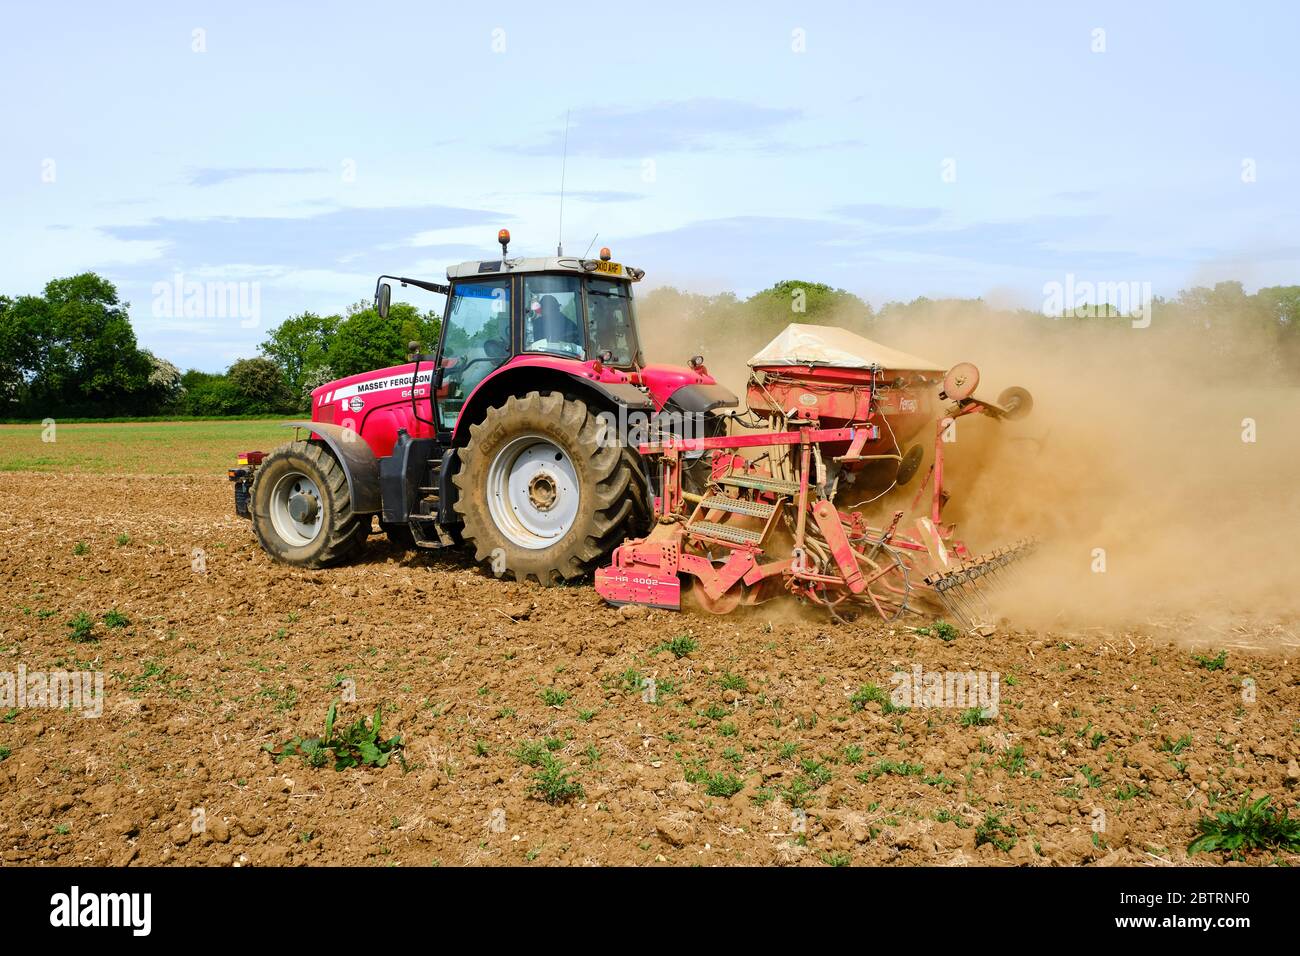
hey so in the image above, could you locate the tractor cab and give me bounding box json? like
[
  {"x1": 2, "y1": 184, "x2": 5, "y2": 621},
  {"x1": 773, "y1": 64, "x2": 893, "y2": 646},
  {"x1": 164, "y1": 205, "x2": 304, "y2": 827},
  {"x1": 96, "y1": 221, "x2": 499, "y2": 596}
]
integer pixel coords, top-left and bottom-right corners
[
  {"x1": 232, "y1": 229, "x2": 738, "y2": 583},
  {"x1": 375, "y1": 231, "x2": 650, "y2": 434},
  {"x1": 438, "y1": 253, "x2": 644, "y2": 430}
]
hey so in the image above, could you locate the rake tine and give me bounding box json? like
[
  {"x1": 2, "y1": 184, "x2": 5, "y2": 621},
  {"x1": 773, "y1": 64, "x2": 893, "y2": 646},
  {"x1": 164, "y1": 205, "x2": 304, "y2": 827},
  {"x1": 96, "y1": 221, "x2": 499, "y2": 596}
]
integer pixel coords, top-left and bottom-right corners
[{"x1": 948, "y1": 571, "x2": 984, "y2": 627}]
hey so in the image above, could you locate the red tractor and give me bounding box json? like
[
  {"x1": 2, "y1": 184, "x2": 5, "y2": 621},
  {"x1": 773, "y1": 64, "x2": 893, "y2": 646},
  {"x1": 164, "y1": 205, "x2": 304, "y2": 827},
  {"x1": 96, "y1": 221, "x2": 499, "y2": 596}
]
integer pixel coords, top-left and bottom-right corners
[{"x1": 230, "y1": 231, "x2": 738, "y2": 584}]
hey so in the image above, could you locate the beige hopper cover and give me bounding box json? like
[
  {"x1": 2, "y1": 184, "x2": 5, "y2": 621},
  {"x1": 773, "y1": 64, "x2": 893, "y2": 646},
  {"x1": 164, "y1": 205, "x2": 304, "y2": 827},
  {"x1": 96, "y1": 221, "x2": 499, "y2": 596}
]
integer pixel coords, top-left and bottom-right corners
[{"x1": 748, "y1": 323, "x2": 945, "y2": 372}]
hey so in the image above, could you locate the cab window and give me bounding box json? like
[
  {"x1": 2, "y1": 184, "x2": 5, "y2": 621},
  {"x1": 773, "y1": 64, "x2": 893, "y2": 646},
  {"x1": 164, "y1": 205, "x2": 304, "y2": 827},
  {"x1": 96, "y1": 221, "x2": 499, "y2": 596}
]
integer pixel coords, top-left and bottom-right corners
[
  {"x1": 522, "y1": 275, "x2": 584, "y2": 359},
  {"x1": 585, "y1": 278, "x2": 637, "y2": 366},
  {"x1": 440, "y1": 278, "x2": 511, "y2": 429}
]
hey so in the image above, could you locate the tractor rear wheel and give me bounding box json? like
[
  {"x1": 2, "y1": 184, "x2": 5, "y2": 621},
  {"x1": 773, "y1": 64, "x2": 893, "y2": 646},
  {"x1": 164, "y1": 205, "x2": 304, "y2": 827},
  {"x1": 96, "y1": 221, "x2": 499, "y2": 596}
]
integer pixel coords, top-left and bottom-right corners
[
  {"x1": 453, "y1": 391, "x2": 648, "y2": 585},
  {"x1": 250, "y1": 441, "x2": 368, "y2": 567}
]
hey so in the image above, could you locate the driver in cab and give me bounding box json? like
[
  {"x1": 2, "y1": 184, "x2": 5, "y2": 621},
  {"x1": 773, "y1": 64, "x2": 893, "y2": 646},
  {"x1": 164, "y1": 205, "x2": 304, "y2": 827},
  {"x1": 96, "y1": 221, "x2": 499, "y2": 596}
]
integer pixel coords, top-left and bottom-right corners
[{"x1": 528, "y1": 294, "x2": 583, "y2": 358}]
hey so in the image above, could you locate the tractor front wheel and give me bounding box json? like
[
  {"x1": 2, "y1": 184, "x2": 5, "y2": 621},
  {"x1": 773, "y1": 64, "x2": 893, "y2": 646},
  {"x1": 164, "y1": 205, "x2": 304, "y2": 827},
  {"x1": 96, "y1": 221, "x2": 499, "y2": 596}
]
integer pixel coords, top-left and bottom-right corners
[
  {"x1": 453, "y1": 391, "x2": 646, "y2": 585},
  {"x1": 250, "y1": 441, "x2": 368, "y2": 567}
]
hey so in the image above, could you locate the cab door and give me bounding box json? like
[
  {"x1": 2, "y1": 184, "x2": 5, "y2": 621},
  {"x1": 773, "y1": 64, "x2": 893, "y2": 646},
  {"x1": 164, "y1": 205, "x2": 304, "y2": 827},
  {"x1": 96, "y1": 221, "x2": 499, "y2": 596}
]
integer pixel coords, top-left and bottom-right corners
[{"x1": 436, "y1": 277, "x2": 514, "y2": 430}]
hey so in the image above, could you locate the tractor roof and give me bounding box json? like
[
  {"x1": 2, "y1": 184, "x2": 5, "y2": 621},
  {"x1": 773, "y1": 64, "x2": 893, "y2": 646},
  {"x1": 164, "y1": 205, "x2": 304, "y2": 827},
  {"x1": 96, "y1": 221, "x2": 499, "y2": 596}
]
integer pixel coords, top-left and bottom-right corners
[{"x1": 446, "y1": 256, "x2": 643, "y2": 281}]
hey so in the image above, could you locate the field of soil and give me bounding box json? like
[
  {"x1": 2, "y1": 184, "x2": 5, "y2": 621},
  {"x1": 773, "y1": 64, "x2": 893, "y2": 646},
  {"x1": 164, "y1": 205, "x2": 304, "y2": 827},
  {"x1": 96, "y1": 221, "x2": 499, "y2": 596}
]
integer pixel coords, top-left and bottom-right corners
[{"x1": 1, "y1": 422, "x2": 1299, "y2": 867}]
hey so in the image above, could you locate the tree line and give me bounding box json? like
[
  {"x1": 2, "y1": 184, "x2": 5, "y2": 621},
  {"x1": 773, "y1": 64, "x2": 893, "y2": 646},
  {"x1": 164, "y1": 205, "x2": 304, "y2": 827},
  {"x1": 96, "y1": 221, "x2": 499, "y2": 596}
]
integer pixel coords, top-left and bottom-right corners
[
  {"x1": 0, "y1": 273, "x2": 439, "y2": 419},
  {"x1": 2, "y1": 271, "x2": 1297, "y2": 420}
]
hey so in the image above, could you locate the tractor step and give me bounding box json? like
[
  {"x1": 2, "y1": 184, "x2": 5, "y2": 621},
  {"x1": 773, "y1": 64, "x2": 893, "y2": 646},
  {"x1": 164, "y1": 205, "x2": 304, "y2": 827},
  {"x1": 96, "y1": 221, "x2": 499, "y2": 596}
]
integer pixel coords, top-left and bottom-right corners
[
  {"x1": 698, "y1": 494, "x2": 777, "y2": 519},
  {"x1": 409, "y1": 512, "x2": 455, "y2": 549},
  {"x1": 715, "y1": 474, "x2": 801, "y2": 496},
  {"x1": 686, "y1": 520, "x2": 765, "y2": 547}
]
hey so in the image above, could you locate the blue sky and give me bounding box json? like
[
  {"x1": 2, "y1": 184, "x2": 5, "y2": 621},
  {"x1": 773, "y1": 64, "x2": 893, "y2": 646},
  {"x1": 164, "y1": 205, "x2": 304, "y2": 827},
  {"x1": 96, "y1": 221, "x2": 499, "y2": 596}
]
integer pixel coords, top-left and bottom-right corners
[{"x1": 2, "y1": 1, "x2": 1297, "y2": 371}]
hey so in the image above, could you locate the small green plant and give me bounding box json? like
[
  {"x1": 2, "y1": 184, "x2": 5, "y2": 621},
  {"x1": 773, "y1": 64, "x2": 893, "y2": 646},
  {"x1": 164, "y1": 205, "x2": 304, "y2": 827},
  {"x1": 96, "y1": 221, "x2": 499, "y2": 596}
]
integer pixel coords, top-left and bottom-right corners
[
  {"x1": 850, "y1": 683, "x2": 885, "y2": 711},
  {"x1": 923, "y1": 772, "x2": 956, "y2": 791},
  {"x1": 0, "y1": 746, "x2": 11, "y2": 762},
  {"x1": 799, "y1": 758, "x2": 833, "y2": 789},
  {"x1": 933, "y1": 620, "x2": 959, "y2": 642},
  {"x1": 1159, "y1": 734, "x2": 1192, "y2": 755},
  {"x1": 529, "y1": 754, "x2": 585, "y2": 805},
  {"x1": 577, "y1": 709, "x2": 597, "y2": 722},
  {"x1": 857, "y1": 760, "x2": 924, "y2": 783},
  {"x1": 657, "y1": 633, "x2": 698, "y2": 659},
  {"x1": 959, "y1": 707, "x2": 992, "y2": 727},
  {"x1": 72, "y1": 541, "x2": 89, "y2": 556},
  {"x1": 718, "y1": 721, "x2": 738, "y2": 737},
  {"x1": 842, "y1": 745, "x2": 864, "y2": 765},
  {"x1": 115, "y1": 533, "x2": 130, "y2": 546},
  {"x1": 703, "y1": 771, "x2": 745, "y2": 798},
  {"x1": 1188, "y1": 795, "x2": 1300, "y2": 858},
  {"x1": 975, "y1": 811, "x2": 1017, "y2": 852},
  {"x1": 850, "y1": 683, "x2": 906, "y2": 714},
  {"x1": 781, "y1": 776, "x2": 814, "y2": 809},
  {"x1": 513, "y1": 741, "x2": 550, "y2": 767},
  {"x1": 822, "y1": 851, "x2": 851, "y2": 867},
  {"x1": 996, "y1": 745, "x2": 1027, "y2": 776},
  {"x1": 103, "y1": 610, "x2": 130, "y2": 629},
  {"x1": 264, "y1": 702, "x2": 405, "y2": 771},
  {"x1": 539, "y1": 687, "x2": 570, "y2": 707},
  {"x1": 1192, "y1": 649, "x2": 1228, "y2": 672},
  {"x1": 701, "y1": 703, "x2": 729, "y2": 721},
  {"x1": 67, "y1": 612, "x2": 96, "y2": 643},
  {"x1": 719, "y1": 672, "x2": 747, "y2": 692},
  {"x1": 1079, "y1": 765, "x2": 1103, "y2": 788}
]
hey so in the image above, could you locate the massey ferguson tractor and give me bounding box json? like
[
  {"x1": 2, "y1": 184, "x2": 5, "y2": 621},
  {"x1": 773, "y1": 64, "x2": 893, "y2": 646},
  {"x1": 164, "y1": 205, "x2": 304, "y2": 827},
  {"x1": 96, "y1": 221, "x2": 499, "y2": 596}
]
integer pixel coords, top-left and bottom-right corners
[
  {"x1": 230, "y1": 230, "x2": 738, "y2": 586},
  {"x1": 232, "y1": 230, "x2": 1036, "y2": 629}
]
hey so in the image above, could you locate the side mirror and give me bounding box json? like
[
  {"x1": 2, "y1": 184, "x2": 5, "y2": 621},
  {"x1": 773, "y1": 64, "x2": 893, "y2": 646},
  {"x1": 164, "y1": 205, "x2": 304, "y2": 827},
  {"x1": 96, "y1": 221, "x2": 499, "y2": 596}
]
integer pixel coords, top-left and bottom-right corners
[{"x1": 377, "y1": 281, "x2": 392, "y2": 319}]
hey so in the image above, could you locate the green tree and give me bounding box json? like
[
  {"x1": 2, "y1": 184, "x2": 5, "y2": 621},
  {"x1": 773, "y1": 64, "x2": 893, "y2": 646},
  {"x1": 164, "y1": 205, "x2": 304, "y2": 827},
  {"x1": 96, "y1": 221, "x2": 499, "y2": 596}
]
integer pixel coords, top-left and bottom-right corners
[
  {"x1": 176, "y1": 370, "x2": 241, "y2": 417},
  {"x1": 5, "y1": 273, "x2": 155, "y2": 416},
  {"x1": 259, "y1": 311, "x2": 340, "y2": 398},
  {"x1": 325, "y1": 302, "x2": 440, "y2": 379},
  {"x1": 143, "y1": 350, "x2": 183, "y2": 406},
  {"x1": 747, "y1": 280, "x2": 872, "y2": 328},
  {"x1": 228, "y1": 357, "x2": 294, "y2": 413}
]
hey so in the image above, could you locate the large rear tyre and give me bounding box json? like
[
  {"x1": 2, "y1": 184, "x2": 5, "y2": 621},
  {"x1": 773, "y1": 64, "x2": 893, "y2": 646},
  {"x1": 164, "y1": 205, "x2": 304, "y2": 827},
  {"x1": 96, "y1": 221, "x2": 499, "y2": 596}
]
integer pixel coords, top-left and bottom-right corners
[
  {"x1": 452, "y1": 391, "x2": 648, "y2": 585},
  {"x1": 250, "y1": 441, "x2": 368, "y2": 568}
]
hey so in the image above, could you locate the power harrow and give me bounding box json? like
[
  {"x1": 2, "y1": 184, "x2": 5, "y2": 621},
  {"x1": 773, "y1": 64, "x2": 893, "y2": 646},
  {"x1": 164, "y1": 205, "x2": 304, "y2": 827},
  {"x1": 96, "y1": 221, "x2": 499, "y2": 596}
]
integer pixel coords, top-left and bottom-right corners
[{"x1": 596, "y1": 325, "x2": 1036, "y2": 630}]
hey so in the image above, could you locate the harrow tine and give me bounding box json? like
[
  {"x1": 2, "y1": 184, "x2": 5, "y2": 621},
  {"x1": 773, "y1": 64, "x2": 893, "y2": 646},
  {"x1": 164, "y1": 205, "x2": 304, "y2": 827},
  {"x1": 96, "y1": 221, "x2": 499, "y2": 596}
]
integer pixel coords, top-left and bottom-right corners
[
  {"x1": 948, "y1": 572, "x2": 984, "y2": 629},
  {"x1": 920, "y1": 536, "x2": 1041, "y2": 631}
]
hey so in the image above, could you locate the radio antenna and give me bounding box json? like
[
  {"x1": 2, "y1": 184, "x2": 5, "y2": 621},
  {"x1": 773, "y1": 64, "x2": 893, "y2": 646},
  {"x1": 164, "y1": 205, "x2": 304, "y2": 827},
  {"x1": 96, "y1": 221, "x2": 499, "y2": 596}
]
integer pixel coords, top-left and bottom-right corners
[
  {"x1": 556, "y1": 110, "x2": 570, "y2": 256},
  {"x1": 582, "y1": 232, "x2": 600, "y2": 259}
]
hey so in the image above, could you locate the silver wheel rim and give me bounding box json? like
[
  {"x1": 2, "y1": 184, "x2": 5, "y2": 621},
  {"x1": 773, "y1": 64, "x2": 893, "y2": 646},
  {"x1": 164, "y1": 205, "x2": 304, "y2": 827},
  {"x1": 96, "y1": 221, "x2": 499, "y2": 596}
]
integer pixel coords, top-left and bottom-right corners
[
  {"x1": 486, "y1": 434, "x2": 580, "y2": 550},
  {"x1": 269, "y1": 471, "x2": 325, "y2": 547}
]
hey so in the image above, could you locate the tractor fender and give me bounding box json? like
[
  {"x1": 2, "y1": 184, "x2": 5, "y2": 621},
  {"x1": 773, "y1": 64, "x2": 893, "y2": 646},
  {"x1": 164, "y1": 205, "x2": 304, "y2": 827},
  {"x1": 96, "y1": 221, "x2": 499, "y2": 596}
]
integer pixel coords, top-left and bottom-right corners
[
  {"x1": 663, "y1": 383, "x2": 739, "y2": 415},
  {"x1": 451, "y1": 362, "x2": 655, "y2": 447},
  {"x1": 284, "y1": 421, "x2": 382, "y2": 514}
]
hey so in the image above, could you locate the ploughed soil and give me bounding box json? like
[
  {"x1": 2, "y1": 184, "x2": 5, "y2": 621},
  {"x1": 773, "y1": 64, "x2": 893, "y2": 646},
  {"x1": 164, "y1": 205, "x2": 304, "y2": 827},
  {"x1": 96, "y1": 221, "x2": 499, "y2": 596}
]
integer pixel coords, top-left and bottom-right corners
[{"x1": 2, "y1": 471, "x2": 1298, "y2": 867}]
